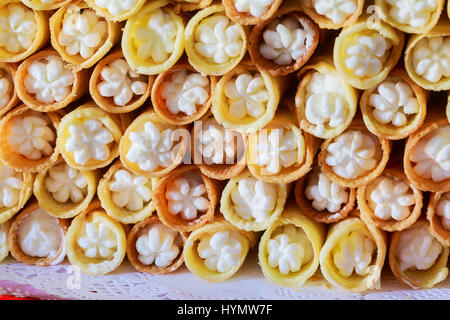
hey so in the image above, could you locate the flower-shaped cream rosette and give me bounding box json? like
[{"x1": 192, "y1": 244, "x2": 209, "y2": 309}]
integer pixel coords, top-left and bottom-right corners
[
  {"x1": 300, "y1": 0, "x2": 364, "y2": 29},
  {"x1": 258, "y1": 203, "x2": 326, "y2": 287},
  {"x1": 127, "y1": 215, "x2": 187, "y2": 274},
  {"x1": 0, "y1": 62, "x2": 19, "y2": 117},
  {"x1": 21, "y1": 0, "x2": 74, "y2": 10},
  {"x1": 295, "y1": 56, "x2": 358, "y2": 140},
  {"x1": 0, "y1": 104, "x2": 60, "y2": 173},
  {"x1": 171, "y1": 0, "x2": 213, "y2": 11},
  {"x1": 427, "y1": 192, "x2": 450, "y2": 246},
  {"x1": 389, "y1": 220, "x2": 449, "y2": 289},
  {"x1": 404, "y1": 21, "x2": 450, "y2": 91},
  {"x1": 9, "y1": 200, "x2": 69, "y2": 266},
  {"x1": 333, "y1": 16, "x2": 405, "y2": 90},
  {"x1": 98, "y1": 160, "x2": 157, "y2": 225},
  {"x1": 0, "y1": 1, "x2": 49, "y2": 63},
  {"x1": 222, "y1": 0, "x2": 283, "y2": 25},
  {"x1": 152, "y1": 60, "x2": 217, "y2": 125},
  {"x1": 220, "y1": 170, "x2": 289, "y2": 232},
  {"x1": 183, "y1": 216, "x2": 257, "y2": 282},
  {"x1": 122, "y1": 0, "x2": 185, "y2": 76},
  {"x1": 0, "y1": 220, "x2": 11, "y2": 262},
  {"x1": 184, "y1": 4, "x2": 248, "y2": 76},
  {"x1": 319, "y1": 213, "x2": 387, "y2": 293},
  {"x1": 57, "y1": 103, "x2": 128, "y2": 171},
  {"x1": 90, "y1": 49, "x2": 154, "y2": 114},
  {"x1": 85, "y1": 0, "x2": 147, "y2": 21},
  {"x1": 49, "y1": 1, "x2": 121, "y2": 71}
]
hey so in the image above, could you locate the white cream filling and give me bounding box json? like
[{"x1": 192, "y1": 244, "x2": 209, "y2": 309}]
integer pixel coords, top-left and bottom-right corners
[
  {"x1": 24, "y1": 55, "x2": 74, "y2": 104},
  {"x1": 94, "y1": 0, "x2": 137, "y2": 16},
  {"x1": 313, "y1": 0, "x2": 357, "y2": 24},
  {"x1": 160, "y1": 70, "x2": 210, "y2": 116},
  {"x1": 57, "y1": 7, "x2": 108, "y2": 59},
  {"x1": 345, "y1": 33, "x2": 392, "y2": 77},
  {"x1": 412, "y1": 36, "x2": 450, "y2": 83},
  {"x1": 385, "y1": 0, "x2": 439, "y2": 28},
  {"x1": 0, "y1": 223, "x2": 7, "y2": 257},
  {"x1": 77, "y1": 222, "x2": 117, "y2": 260},
  {"x1": 436, "y1": 193, "x2": 450, "y2": 230},
  {"x1": 108, "y1": 169, "x2": 151, "y2": 211},
  {"x1": 0, "y1": 70, "x2": 13, "y2": 108},
  {"x1": 199, "y1": 118, "x2": 238, "y2": 165},
  {"x1": 7, "y1": 112, "x2": 55, "y2": 160},
  {"x1": 98, "y1": 58, "x2": 147, "y2": 107},
  {"x1": 332, "y1": 231, "x2": 376, "y2": 277},
  {"x1": 194, "y1": 14, "x2": 244, "y2": 64},
  {"x1": 135, "y1": 222, "x2": 180, "y2": 267},
  {"x1": 0, "y1": 3, "x2": 37, "y2": 54},
  {"x1": 45, "y1": 162, "x2": 87, "y2": 204},
  {"x1": 197, "y1": 231, "x2": 243, "y2": 273},
  {"x1": 304, "y1": 72, "x2": 349, "y2": 136},
  {"x1": 410, "y1": 126, "x2": 450, "y2": 182},
  {"x1": 233, "y1": 0, "x2": 274, "y2": 18},
  {"x1": 396, "y1": 226, "x2": 443, "y2": 271},
  {"x1": 225, "y1": 73, "x2": 270, "y2": 119},
  {"x1": 230, "y1": 177, "x2": 277, "y2": 223},
  {"x1": 305, "y1": 169, "x2": 349, "y2": 213},
  {"x1": 18, "y1": 209, "x2": 62, "y2": 258},
  {"x1": 325, "y1": 130, "x2": 380, "y2": 179},
  {"x1": 126, "y1": 122, "x2": 176, "y2": 172},
  {"x1": 65, "y1": 119, "x2": 114, "y2": 166},
  {"x1": 267, "y1": 224, "x2": 313, "y2": 275},
  {"x1": 0, "y1": 163, "x2": 23, "y2": 209}
]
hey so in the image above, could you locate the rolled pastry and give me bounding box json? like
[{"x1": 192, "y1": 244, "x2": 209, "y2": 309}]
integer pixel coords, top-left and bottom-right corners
[
  {"x1": 319, "y1": 215, "x2": 387, "y2": 292},
  {"x1": 375, "y1": 0, "x2": 444, "y2": 34},
  {"x1": 295, "y1": 56, "x2": 358, "y2": 139},
  {"x1": 389, "y1": 220, "x2": 449, "y2": 289},
  {"x1": 57, "y1": 103, "x2": 127, "y2": 171},
  {"x1": 33, "y1": 158, "x2": 98, "y2": 219},
  {"x1": 120, "y1": 111, "x2": 188, "y2": 178},
  {"x1": 0, "y1": 62, "x2": 19, "y2": 117},
  {"x1": 65, "y1": 206, "x2": 127, "y2": 275},
  {"x1": 300, "y1": 0, "x2": 364, "y2": 29},
  {"x1": 248, "y1": 6, "x2": 319, "y2": 76},
  {"x1": 360, "y1": 68, "x2": 428, "y2": 140},
  {"x1": 0, "y1": 220, "x2": 10, "y2": 262},
  {"x1": 21, "y1": 0, "x2": 74, "y2": 10},
  {"x1": 183, "y1": 216, "x2": 257, "y2": 282},
  {"x1": 427, "y1": 192, "x2": 450, "y2": 246},
  {"x1": 127, "y1": 215, "x2": 186, "y2": 274},
  {"x1": 0, "y1": 1, "x2": 48, "y2": 63},
  {"x1": 15, "y1": 49, "x2": 89, "y2": 112},
  {"x1": 9, "y1": 200, "x2": 68, "y2": 266},
  {"x1": 122, "y1": 0, "x2": 185, "y2": 75},
  {"x1": 184, "y1": 4, "x2": 248, "y2": 76},
  {"x1": 98, "y1": 160, "x2": 157, "y2": 225},
  {"x1": 318, "y1": 119, "x2": 392, "y2": 188},
  {"x1": 152, "y1": 61, "x2": 216, "y2": 125},
  {"x1": 85, "y1": 0, "x2": 146, "y2": 21},
  {"x1": 333, "y1": 16, "x2": 405, "y2": 90},
  {"x1": 49, "y1": 1, "x2": 121, "y2": 71},
  {"x1": 404, "y1": 21, "x2": 450, "y2": 91},
  {"x1": 222, "y1": 0, "x2": 283, "y2": 25},
  {"x1": 0, "y1": 104, "x2": 60, "y2": 173},
  {"x1": 153, "y1": 165, "x2": 217, "y2": 232},
  {"x1": 258, "y1": 203, "x2": 326, "y2": 287},
  {"x1": 220, "y1": 170, "x2": 289, "y2": 231},
  {"x1": 171, "y1": 0, "x2": 213, "y2": 11},
  {"x1": 90, "y1": 50, "x2": 153, "y2": 114},
  {"x1": 295, "y1": 166, "x2": 356, "y2": 224}
]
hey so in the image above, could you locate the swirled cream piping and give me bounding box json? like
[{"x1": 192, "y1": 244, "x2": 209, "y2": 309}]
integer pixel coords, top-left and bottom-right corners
[
  {"x1": 385, "y1": 0, "x2": 439, "y2": 28},
  {"x1": 312, "y1": 0, "x2": 357, "y2": 24},
  {"x1": 199, "y1": 118, "x2": 238, "y2": 165},
  {"x1": 108, "y1": 169, "x2": 151, "y2": 211},
  {"x1": 233, "y1": 0, "x2": 274, "y2": 18},
  {"x1": 225, "y1": 73, "x2": 270, "y2": 119},
  {"x1": 135, "y1": 222, "x2": 181, "y2": 267},
  {"x1": 0, "y1": 163, "x2": 23, "y2": 209},
  {"x1": 77, "y1": 222, "x2": 117, "y2": 259},
  {"x1": 65, "y1": 119, "x2": 114, "y2": 166},
  {"x1": 0, "y1": 70, "x2": 12, "y2": 109},
  {"x1": 304, "y1": 72, "x2": 349, "y2": 136},
  {"x1": 45, "y1": 162, "x2": 88, "y2": 204},
  {"x1": 160, "y1": 70, "x2": 210, "y2": 116},
  {"x1": 98, "y1": 58, "x2": 147, "y2": 107},
  {"x1": 305, "y1": 169, "x2": 349, "y2": 213},
  {"x1": 267, "y1": 224, "x2": 313, "y2": 275},
  {"x1": 345, "y1": 33, "x2": 392, "y2": 77},
  {"x1": 197, "y1": 231, "x2": 243, "y2": 273},
  {"x1": 0, "y1": 223, "x2": 7, "y2": 255},
  {"x1": 325, "y1": 130, "x2": 380, "y2": 179},
  {"x1": 332, "y1": 231, "x2": 376, "y2": 277},
  {"x1": 194, "y1": 14, "x2": 244, "y2": 64},
  {"x1": 437, "y1": 193, "x2": 450, "y2": 230},
  {"x1": 412, "y1": 36, "x2": 450, "y2": 83},
  {"x1": 0, "y1": 3, "x2": 37, "y2": 54},
  {"x1": 94, "y1": 0, "x2": 137, "y2": 16},
  {"x1": 24, "y1": 55, "x2": 74, "y2": 104},
  {"x1": 57, "y1": 6, "x2": 108, "y2": 59},
  {"x1": 410, "y1": 126, "x2": 450, "y2": 182},
  {"x1": 7, "y1": 112, "x2": 55, "y2": 160},
  {"x1": 396, "y1": 226, "x2": 443, "y2": 271}
]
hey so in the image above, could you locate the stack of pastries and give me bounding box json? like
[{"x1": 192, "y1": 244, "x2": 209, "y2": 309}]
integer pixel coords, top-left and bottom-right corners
[{"x1": 0, "y1": 0, "x2": 449, "y2": 294}]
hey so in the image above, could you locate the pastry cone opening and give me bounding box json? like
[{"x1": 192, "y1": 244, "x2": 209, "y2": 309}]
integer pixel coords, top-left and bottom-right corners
[
  {"x1": 0, "y1": 62, "x2": 19, "y2": 118},
  {"x1": 300, "y1": 0, "x2": 364, "y2": 29},
  {"x1": 427, "y1": 192, "x2": 450, "y2": 246},
  {"x1": 171, "y1": 0, "x2": 214, "y2": 11},
  {"x1": 85, "y1": 0, "x2": 147, "y2": 21},
  {"x1": 0, "y1": 220, "x2": 11, "y2": 262},
  {"x1": 447, "y1": 92, "x2": 450, "y2": 124},
  {"x1": 222, "y1": 0, "x2": 283, "y2": 25},
  {"x1": 21, "y1": 0, "x2": 74, "y2": 10}
]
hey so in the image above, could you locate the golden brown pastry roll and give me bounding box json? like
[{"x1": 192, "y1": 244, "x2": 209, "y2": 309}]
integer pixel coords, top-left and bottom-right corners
[
  {"x1": 389, "y1": 220, "x2": 449, "y2": 289},
  {"x1": 222, "y1": 0, "x2": 283, "y2": 25},
  {"x1": 0, "y1": 220, "x2": 11, "y2": 262},
  {"x1": 85, "y1": 0, "x2": 146, "y2": 21},
  {"x1": 21, "y1": 0, "x2": 74, "y2": 10},
  {"x1": 0, "y1": 62, "x2": 19, "y2": 117},
  {"x1": 171, "y1": 0, "x2": 213, "y2": 11},
  {"x1": 427, "y1": 192, "x2": 450, "y2": 246},
  {"x1": 300, "y1": 0, "x2": 364, "y2": 29}
]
